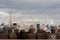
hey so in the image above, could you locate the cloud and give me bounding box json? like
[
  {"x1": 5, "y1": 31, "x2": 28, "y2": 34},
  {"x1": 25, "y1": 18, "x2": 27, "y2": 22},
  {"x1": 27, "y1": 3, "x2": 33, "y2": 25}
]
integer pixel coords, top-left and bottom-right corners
[
  {"x1": 9, "y1": 0, "x2": 60, "y2": 3},
  {"x1": 0, "y1": 0, "x2": 60, "y2": 9},
  {"x1": 0, "y1": 0, "x2": 60, "y2": 24}
]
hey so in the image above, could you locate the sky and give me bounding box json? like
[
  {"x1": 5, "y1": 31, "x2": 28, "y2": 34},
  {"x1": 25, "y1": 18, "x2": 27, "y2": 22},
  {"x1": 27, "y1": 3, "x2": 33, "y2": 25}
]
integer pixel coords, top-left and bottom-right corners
[{"x1": 0, "y1": 0, "x2": 60, "y2": 25}]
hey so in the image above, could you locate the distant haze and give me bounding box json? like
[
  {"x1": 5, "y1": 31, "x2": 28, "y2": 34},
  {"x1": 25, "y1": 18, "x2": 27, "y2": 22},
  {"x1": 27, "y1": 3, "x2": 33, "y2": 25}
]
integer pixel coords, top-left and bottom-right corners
[{"x1": 0, "y1": 0, "x2": 60, "y2": 25}]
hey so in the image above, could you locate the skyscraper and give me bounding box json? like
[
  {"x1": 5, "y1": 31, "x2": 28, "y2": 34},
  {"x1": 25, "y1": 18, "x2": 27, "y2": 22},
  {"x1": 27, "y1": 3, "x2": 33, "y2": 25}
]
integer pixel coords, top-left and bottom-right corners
[
  {"x1": 36, "y1": 24, "x2": 40, "y2": 29},
  {"x1": 8, "y1": 13, "x2": 13, "y2": 28},
  {"x1": 19, "y1": 21, "x2": 25, "y2": 30}
]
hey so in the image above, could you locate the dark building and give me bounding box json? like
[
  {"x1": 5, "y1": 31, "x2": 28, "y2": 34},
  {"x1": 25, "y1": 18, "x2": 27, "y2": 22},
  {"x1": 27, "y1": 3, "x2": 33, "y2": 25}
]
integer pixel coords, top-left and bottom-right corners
[
  {"x1": 3, "y1": 25, "x2": 8, "y2": 33},
  {"x1": 13, "y1": 23, "x2": 17, "y2": 29},
  {"x1": 36, "y1": 24, "x2": 40, "y2": 30},
  {"x1": 13, "y1": 23, "x2": 17, "y2": 26}
]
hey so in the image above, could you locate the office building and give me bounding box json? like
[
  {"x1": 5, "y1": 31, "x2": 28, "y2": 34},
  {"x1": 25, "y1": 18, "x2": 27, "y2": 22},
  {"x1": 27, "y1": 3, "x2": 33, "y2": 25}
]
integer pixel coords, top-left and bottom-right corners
[{"x1": 36, "y1": 24, "x2": 40, "y2": 29}]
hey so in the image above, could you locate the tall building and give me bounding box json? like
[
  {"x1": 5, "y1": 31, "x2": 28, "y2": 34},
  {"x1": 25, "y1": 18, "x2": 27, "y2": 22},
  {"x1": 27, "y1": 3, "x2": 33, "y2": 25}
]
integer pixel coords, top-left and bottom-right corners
[
  {"x1": 19, "y1": 21, "x2": 25, "y2": 30},
  {"x1": 29, "y1": 24, "x2": 34, "y2": 29},
  {"x1": 36, "y1": 24, "x2": 40, "y2": 29},
  {"x1": 8, "y1": 14, "x2": 13, "y2": 28},
  {"x1": 40, "y1": 24, "x2": 48, "y2": 31}
]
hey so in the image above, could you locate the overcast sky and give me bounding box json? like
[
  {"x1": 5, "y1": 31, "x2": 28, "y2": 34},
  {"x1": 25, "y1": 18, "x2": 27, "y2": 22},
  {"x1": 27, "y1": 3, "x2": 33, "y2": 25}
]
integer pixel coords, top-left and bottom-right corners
[{"x1": 0, "y1": 0, "x2": 60, "y2": 25}]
